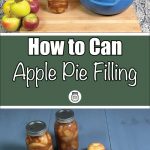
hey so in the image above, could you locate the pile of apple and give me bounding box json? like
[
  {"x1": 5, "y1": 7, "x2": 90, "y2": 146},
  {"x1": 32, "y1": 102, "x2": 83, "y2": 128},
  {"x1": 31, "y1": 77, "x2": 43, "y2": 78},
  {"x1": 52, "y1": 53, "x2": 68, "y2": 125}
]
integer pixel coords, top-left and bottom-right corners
[{"x1": 2, "y1": 0, "x2": 40, "y2": 32}]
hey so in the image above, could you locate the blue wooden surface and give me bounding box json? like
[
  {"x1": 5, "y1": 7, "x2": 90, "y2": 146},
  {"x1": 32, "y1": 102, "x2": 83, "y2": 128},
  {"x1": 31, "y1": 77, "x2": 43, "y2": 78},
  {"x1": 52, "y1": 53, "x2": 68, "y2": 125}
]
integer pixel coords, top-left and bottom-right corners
[
  {"x1": 106, "y1": 110, "x2": 150, "y2": 150},
  {"x1": 0, "y1": 109, "x2": 150, "y2": 150}
]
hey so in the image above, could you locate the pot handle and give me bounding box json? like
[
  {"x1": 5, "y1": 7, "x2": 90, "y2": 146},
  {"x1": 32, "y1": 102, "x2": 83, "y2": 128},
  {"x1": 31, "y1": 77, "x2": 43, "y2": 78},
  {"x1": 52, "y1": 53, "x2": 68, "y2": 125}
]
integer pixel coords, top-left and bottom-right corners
[{"x1": 89, "y1": 0, "x2": 120, "y2": 6}]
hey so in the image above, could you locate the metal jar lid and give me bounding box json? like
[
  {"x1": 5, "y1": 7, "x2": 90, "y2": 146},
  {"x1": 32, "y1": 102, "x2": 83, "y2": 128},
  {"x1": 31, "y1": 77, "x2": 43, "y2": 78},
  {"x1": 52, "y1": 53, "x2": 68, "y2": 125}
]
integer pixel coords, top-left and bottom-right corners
[
  {"x1": 56, "y1": 109, "x2": 75, "y2": 123},
  {"x1": 26, "y1": 121, "x2": 47, "y2": 137}
]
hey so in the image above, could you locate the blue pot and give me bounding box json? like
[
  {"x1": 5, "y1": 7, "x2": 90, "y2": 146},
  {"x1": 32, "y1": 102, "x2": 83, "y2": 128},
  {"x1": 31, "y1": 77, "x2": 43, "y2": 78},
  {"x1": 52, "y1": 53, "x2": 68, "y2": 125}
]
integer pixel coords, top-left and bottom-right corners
[{"x1": 80, "y1": 0, "x2": 133, "y2": 15}]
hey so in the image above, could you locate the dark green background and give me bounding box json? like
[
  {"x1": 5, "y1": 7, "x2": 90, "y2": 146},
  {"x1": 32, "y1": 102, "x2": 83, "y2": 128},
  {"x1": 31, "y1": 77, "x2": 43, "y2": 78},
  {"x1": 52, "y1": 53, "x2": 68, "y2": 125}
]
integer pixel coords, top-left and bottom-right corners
[{"x1": 0, "y1": 35, "x2": 149, "y2": 106}]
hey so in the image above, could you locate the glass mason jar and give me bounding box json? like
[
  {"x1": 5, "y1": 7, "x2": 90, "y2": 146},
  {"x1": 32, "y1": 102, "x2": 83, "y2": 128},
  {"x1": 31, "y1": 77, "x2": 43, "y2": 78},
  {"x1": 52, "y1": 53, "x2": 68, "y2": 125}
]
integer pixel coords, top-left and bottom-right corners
[
  {"x1": 55, "y1": 109, "x2": 79, "y2": 150},
  {"x1": 48, "y1": 0, "x2": 68, "y2": 14},
  {"x1": 26, "y1": 121, "x2": 54, "y2": 150}
]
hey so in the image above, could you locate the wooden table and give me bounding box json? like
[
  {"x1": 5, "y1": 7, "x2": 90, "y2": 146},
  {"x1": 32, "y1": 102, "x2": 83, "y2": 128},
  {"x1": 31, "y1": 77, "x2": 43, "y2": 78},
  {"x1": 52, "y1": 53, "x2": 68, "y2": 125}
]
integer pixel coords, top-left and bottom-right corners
[
  {"x1": 0, "y1": 109, "x2": 150, "y2": 150},
  {"x1": 21, "y1": 0, "x2": 141, "y2": 32}
]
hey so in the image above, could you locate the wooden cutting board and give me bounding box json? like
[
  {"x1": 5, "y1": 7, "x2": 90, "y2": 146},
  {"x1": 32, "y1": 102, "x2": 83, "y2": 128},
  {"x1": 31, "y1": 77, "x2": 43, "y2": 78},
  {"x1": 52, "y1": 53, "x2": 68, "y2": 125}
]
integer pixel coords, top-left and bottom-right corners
[{"x1": 21, "y1": 0, "x2": 141, "y2": 32}]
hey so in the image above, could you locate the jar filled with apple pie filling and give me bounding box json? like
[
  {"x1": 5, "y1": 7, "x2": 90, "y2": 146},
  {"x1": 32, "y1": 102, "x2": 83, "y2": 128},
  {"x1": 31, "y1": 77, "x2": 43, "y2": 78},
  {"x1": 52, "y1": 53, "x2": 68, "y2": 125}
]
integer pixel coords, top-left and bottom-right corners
[
  {"x1": 48, "y1": 0, "x2": 68, "y2": 14},
  {"x1": 26, "y1": 121, "x2": 54, "y2": 150},
  {"x1": 55, "y1": 109, "x2": 79, "y2": 150}
]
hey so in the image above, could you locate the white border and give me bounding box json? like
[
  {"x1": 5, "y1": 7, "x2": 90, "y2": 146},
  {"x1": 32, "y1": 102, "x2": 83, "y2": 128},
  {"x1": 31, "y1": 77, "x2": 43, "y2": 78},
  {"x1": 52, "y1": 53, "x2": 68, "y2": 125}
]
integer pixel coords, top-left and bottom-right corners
[
  {"x1": 1, "y1": 106, "x2": 150, "y2": 109},
  {"x1": 0, "y1": 33, "x2": 149, "y2": 109},
  {"x1": 1, "y1": 33, "x2": 150, "y2": 36}
]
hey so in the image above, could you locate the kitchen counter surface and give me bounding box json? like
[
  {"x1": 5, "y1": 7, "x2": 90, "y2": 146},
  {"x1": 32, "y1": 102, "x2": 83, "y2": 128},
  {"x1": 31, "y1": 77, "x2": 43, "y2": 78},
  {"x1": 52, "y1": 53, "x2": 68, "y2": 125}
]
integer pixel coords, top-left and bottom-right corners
[
  {"x1": 0, "y1": 0, "x2": 149, "y2": 32},
  {"x1": 0, "y1": 109, "x2": 150, "y2": 150}
]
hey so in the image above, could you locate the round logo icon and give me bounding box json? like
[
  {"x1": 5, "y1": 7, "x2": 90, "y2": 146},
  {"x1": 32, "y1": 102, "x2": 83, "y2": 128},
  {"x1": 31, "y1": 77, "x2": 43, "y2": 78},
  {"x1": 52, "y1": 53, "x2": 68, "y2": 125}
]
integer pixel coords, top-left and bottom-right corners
[{"x1": 68, "y1": 90, "x2": 82, "y2": 104}]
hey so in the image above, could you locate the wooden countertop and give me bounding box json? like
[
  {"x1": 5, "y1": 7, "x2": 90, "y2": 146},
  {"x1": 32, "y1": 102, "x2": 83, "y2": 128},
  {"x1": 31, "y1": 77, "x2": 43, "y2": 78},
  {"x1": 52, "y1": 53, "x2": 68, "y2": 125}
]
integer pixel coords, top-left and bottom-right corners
[{"x1": 21, "y1": 0, "x2": 141, "y2": 32}]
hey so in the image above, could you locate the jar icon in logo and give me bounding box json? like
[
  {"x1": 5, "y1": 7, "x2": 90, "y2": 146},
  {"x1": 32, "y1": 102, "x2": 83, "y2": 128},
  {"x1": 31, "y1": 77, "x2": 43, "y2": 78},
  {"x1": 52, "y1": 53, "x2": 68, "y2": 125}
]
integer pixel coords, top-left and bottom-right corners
[
  {"x1": 71, "y1": 92, "x2": 79, "y2": 102},
  {"x1": 69, "y1": 90, "x2": 82, "y2": 104}
]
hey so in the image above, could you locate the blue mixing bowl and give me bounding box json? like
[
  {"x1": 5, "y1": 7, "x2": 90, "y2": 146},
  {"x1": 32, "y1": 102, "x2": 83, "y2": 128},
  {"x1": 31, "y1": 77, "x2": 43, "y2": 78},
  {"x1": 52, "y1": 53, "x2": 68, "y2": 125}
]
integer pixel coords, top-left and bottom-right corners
[{"x1": 80, "y1": 0, "x2": 133, "y2": 15}]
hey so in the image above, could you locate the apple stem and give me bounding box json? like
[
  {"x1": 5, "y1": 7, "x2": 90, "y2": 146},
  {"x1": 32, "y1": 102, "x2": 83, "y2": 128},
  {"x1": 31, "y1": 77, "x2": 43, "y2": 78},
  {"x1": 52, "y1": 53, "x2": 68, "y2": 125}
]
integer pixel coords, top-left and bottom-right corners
[{"x1": 15, "y1": 0, "x2": 23, "y2": 3}]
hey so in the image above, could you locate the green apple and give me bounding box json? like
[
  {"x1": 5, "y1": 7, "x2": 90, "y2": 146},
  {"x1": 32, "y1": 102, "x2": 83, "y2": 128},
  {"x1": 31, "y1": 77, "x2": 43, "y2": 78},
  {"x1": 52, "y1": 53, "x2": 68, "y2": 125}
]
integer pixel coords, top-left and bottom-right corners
[
  {"x1": 10, "y1": 0, "x2": 31, "y2": 17},
  {"x1": 2, "y1": 15, "x2": 21, "y2": 32},
  {"x1": 2, "y1": 0, "x2": 15, "y2": 16}
]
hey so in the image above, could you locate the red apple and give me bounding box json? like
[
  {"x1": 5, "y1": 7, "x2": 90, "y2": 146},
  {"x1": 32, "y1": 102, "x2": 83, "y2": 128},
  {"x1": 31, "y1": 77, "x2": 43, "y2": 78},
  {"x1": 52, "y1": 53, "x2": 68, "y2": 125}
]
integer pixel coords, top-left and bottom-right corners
[
  {"x1": 28, "y1": 0, "x2": 40, "y2": 13},
  {"x1": 2, "y1": 15, "x2": 21, "y2": 32},
  {"x1": 22, "y1": 13, "x2": 39, "y2": 31}
]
